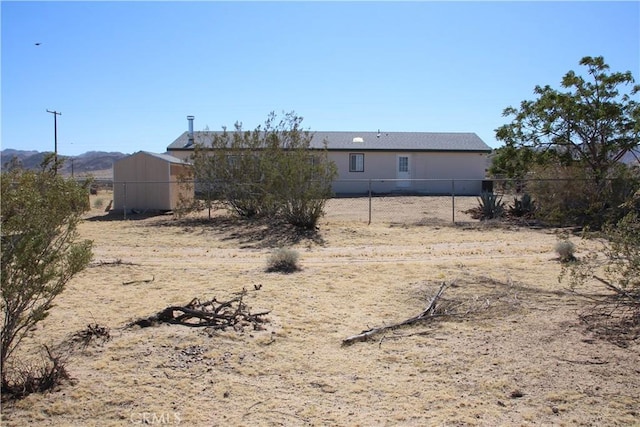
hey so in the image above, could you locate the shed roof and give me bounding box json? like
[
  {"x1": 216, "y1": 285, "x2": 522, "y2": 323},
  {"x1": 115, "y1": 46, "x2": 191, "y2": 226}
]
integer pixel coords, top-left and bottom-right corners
[
  {"x1": 167, "y1": 131, "x2": 491, "y2": 153},
  {"x1": 119, "y1": 151, "x2": 191, "y2": 164}
]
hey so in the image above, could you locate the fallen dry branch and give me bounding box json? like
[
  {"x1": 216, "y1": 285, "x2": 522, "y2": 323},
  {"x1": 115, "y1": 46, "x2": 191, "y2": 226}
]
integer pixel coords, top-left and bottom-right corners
[
  {"x1": 89, "y1": 259, "x2": 138, "y2": 267},
  {"x1": 130, "y1": 289, "x2": 270, "y2": 331},
  {"x1": 593, "y1": 275, "x2": 640, "y2": 303},
  {"x1": 122, "y1": 276, "x2": 155, "y2": 286},
  {"x1": 342, "y1": 282, "x2": 449, "y2": 346}
]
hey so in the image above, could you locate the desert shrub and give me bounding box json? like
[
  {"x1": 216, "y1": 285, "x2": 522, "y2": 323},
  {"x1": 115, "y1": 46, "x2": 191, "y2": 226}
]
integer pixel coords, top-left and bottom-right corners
[
  {"x1": 527, "y1": 163, "x2": 639, "y2": 229},
  {"x1": 467, "y1": 192, "x2": 505, "y2": 220},
  {"x1": 1, "y1": 156, "x2": 93, "y2": 389},
  {"x1": 188, "y1": 112, "x2": 337, "y2": 229},
  {"x1": 2, "y1": 346, "x2": 70, "y2": 400},
  {"x1": 602, "y1": 212, "x2": 640, "y2": 298},
  {"x1": 554, "y1": 239, "x2": 576, "y2": 263},
  {"x1": 561, "y1": 191, "x2": 640, "y2": 342},
  {"x1": 266, "y1": 247, "x2": 300, "y2": 273},
  {"x1": 508, "y1": 193, "x2": 536, "y2": 218},
  {"x1": 70, "y1": 324, "x2": 111, "y2": 349},
  {"x1": 279, "y1": 178, "x2": 330, "y2": 229},
  {"x1": 93, "y1": 198, "x2": 104, "y2": 209}
]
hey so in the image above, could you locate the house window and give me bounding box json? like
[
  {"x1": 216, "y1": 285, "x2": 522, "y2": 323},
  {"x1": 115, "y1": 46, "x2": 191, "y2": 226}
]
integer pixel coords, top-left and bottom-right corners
[
  {"x1": 226, "y1": 155, "x2": 239, "y2": 172},
  {"x1": 349, "y1": 153, "x2": 364, "y2": 172},
  {"x1": 398, "y1": 156, "x2": 409, "y2": 173}
]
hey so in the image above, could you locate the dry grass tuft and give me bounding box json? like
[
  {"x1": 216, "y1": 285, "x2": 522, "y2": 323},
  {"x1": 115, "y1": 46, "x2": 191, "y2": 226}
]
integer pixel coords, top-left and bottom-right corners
[
  {"x1": 266, "y1": 247, "x2": 301, "y2": 273},
  {"x1": 554, "y1": 239, "x2": 577, "y2": 262}
]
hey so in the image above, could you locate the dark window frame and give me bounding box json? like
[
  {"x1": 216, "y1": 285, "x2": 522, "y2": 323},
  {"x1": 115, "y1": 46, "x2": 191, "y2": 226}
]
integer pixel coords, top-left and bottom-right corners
[{"x1": 349, "y1": 153, "x2": 365, "y2": 172}]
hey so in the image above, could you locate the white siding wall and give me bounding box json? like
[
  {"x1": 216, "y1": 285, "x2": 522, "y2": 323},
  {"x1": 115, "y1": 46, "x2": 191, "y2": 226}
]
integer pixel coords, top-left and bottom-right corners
[
  {"x1": 330, "y1": 151, "x2": 488, "y2": 195},
  {"x1": 166, "y1": 149, "x2": 489, "y2": 196}
]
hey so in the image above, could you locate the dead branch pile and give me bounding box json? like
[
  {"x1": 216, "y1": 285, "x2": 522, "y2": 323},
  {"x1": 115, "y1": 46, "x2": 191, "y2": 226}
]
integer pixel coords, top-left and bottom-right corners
[
  {"x1": 71, "y1": 324, "x2": 111, "y2": 348},
  {"x1": 1, "y1": 346, "x2": 70, "y2": 401},
  {"x1": 342, "y1": 282, "x2": 449, "y2": 346},
  {"x1": 130, "y1": 289, "x2": 270, "y2": 331}
]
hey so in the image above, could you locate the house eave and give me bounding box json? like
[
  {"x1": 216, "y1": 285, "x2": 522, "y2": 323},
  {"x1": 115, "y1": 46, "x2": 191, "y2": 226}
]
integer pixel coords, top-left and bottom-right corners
[
  {"x1": 167, "y1": 146, "x2": 491, "y2": 154},
  {"x1": 319, "y1": 148, "x2": 492, "y2": 154}
]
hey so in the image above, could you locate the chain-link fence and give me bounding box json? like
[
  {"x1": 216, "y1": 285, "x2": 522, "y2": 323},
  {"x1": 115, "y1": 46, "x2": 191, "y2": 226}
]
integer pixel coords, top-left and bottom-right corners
[
  {"x1": 327, "y1": 179, "x2": 489, "y2": 224},
  {"x1": 101, "y1": 177, "x2": 637, "y2": 225},
  {"x1": 105, "y1": 178, "x2": 486, "y2": 224},
  {"x1": 325, "y1": 195, "x2": 479, "y2": 224}
]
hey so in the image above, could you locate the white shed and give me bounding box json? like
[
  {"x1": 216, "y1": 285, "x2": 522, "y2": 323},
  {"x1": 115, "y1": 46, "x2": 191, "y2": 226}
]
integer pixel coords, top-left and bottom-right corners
[{"x1": 113, "y1": 151, "x2": 193, "y2": 212}]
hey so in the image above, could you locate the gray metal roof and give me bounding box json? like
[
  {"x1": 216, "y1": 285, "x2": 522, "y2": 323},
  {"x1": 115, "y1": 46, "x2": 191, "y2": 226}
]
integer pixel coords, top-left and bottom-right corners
[{"x1": 167, "y1": 131, "x2": 491, "y2": 153}]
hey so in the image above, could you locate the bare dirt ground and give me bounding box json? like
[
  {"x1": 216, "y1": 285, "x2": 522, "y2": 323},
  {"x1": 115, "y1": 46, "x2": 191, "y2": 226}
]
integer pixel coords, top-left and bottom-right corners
[{"x1": 2, "y1": 194, "x2": 639, "y2": 426}]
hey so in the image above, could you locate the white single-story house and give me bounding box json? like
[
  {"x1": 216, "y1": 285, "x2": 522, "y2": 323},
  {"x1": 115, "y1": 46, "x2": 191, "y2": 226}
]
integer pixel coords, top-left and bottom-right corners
[
  {"x1": 166, "y1": 118, "x2": 492, "y2": 196},
  {"x1": 113, "y1": 151, "x2": 193, "y2": 212}
]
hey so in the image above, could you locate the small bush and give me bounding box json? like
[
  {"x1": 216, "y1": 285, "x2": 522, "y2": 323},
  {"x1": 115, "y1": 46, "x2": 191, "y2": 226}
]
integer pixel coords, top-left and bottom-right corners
[
  {"x1": 1, "y1": 346, "x2": 70, "y2": 400},
  {"x1": 266, "y1": 247, "x2": 300, "y2": 273},
  {"x1": 466, "y1": 192, "x2": 505, "y2": 220},
  {"x1": 560, "y1": 197, "x2": 640, "y2": 344},
  {"x1": 71, "y1": 324, "x2": 111, "y2": 349},
  {"x1": 93, "y1": 198, "x2": 104, "y2": 209},
  {"x1": 508, "y1": 193, "x2": 536, "y2": 218},
  {"x1": 1, "y1": 158, "x2": 93, "y2": 385},
  {"x1": 554, "y1": 239, "x2": 576, "y2": 263},
  {"x1": 526, "y1": 163, "x2": 639, "y2": 229}
]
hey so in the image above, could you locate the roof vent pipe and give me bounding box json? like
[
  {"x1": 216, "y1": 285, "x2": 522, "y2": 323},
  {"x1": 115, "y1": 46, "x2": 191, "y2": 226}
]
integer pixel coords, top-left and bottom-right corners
[{"x1": 187, "y1": 115, "x2": 194, "y2": 144}]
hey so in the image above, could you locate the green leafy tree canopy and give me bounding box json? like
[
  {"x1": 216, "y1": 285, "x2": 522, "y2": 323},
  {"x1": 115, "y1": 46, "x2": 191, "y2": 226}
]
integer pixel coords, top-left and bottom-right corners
[{"x1": 495, "y1": 56, "x2": 639, "y2": 181}]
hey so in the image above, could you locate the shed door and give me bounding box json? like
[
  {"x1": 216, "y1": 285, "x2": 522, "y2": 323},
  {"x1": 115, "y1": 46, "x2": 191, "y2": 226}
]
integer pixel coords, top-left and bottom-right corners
[{"x1": 396, "y1": 154, "x2": 411, "y2": 187}]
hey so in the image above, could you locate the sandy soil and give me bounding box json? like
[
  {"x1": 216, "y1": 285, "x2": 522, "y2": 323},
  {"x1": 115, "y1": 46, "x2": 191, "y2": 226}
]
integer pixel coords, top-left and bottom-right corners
[{"x1": 1, "y1": 194, "x2": 638, "y2": 426}]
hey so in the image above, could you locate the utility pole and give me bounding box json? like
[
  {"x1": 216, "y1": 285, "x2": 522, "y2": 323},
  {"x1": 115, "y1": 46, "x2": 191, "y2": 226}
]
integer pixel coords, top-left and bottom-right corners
[{"x1": 46, "y1": 109, "x2": 62, "y2": 170}]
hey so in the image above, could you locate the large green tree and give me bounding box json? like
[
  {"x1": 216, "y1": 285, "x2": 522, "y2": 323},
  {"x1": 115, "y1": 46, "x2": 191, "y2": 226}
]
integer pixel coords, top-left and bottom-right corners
[
  {"x1": 495, "y1": 56, "x2": 639, "y2": 181},
  {"x1": 494, "y1": 56, "x2": 639, "y2": 227},
  {"x1": 1, "y1": 157, "x2": 93, "y2": 386}
]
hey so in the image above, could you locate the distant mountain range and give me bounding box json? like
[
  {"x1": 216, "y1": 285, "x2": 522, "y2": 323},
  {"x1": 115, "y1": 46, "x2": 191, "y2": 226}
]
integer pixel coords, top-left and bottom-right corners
[{"x1": 1, "y1": 149, "x2": 128, "y2": 177}]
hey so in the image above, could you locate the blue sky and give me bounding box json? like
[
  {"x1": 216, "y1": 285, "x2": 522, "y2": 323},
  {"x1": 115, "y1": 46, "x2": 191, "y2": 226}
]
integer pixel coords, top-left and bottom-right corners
[{"x1": 2, "y1": 1, "x2": 639, "y2": 156}]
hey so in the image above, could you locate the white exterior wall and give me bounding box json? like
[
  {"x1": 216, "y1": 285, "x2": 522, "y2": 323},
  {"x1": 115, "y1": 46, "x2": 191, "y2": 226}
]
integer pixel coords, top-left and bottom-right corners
[
  {"x1": 166, "y1": 148, "x2": 489, "y2": 196},
  {"x1": 330, "y1": 151, "x2": 488, "y2": 195},
  {"x1": 328, "y1": 151, "x2": 395, "y2": 194}
]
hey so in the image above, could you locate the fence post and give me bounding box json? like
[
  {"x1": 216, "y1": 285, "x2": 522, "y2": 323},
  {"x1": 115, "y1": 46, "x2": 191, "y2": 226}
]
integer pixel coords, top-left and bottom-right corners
[
  {"x1": 123, "y1": 182, "x2": 127, "y2": 220},
  {"x1": 451, "y1": 179, "x2": 455, "y2": 224},
  {"x1": 208, "y1": 182, "x2": 211, "y2": 220},
  {"x1": 368, "y1": 179, "x2": 372, "y2": 225}
]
